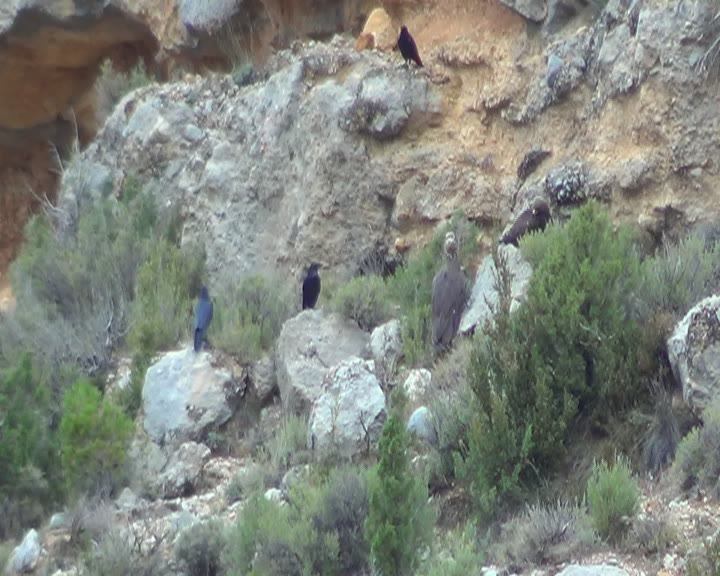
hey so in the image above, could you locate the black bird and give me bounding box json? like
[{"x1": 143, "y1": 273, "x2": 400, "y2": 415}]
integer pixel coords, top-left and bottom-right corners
[
  {"x1": 193, "y1": 286, "x2": 214, "y2": 352},
  {"x1": 432, "y1": 232, "x2": 469, "y2": 352},
  {"x1": 397, "y1": 25, "x2": 423, "y2": 68},
  {"x1": 302, "y1": 263, "x2": 321, "y2": 310},
  {"x1": 500, "y1": 197, "x2": 552, "y2": 247}
]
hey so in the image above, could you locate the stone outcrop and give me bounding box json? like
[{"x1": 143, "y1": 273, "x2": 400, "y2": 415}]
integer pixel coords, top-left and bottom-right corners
[
  {"x1": 460, "y1": 244, "x2": 533, "y2": 335},
  {"x1": 276, "y1": 309, "x2": 370, "y2": 414},
  {"x1": 667, "y1": 295, "x2": 720, "y2": 415},
  {"x1": 142, "y1": 348, "x2": 245, "y2": 443},
  {"x1": 307, "y1": 357, "x2": 387, "y2": 457}
]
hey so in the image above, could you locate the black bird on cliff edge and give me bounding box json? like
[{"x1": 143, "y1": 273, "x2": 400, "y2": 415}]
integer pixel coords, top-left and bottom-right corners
[
  {"x1": 193, "y1": 286, "x2": 214, "y2": 352},
  {"x1": 397, "y1": 25, "x2": 423, "y2": 68},
  {"x1": 302, "y1": 263, "x2": 321, "y2": 310}
]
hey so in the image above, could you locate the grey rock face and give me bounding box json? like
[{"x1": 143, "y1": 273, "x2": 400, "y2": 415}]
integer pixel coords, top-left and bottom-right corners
[
  {"x1": 155, "y1": 441, "x2": 211, "y2": 499},
  {"x1": 276, "y1": 309, "x2": 370, "y2": 415},
  {"x1": 308, "y1": 358, "x2": 387, "y2": 458},
  {"x1": 555, "y1": 566, "x2": 629, "y2": 576},
  {"x1": 460, "y1": 244, "x2": 533, "y2": 335},
  {"x1": 403, "y1": 369, "x2": 431, "y2": 404},
  {"x1": 407, "y1": 406, "x2": 438, "y2": 447},
  {"x1": 142, "y1": 348, "x2": 244, "y2": 443},
  {"x1": 667, "y1": 295, "x2": 720, "y2": 415},
  {"x1": 250, "y1": 354, "x2": 277, "y2": 402},
  {"x1": 370, "y1": 319, "x2": 403, "y2": 380},
  {"x1": 68, "y1": 40, "x2": 442, "y2": 285},
  {"x1": 8, "y1": 529, "x2": 41, "y2": 574},
  {"x1": 498, "y1": 0, "x2": 547, "y2": 22}
]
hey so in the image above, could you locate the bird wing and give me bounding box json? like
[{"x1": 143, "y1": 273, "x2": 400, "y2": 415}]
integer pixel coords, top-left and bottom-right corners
[{"x1": 195, "y1": 299, "x2": 213, "y2": 330}]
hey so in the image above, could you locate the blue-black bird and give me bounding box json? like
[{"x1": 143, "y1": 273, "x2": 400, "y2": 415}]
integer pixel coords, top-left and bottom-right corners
[
  {"x1": 397, "y1": 25, "x2": 423, "y2": 68},
  {"x1": 302, "y1": 263, "x2": 321, "y2": 310},
  {"x1": 193, "y1": 286, "x2": 214, "y2": 352}
]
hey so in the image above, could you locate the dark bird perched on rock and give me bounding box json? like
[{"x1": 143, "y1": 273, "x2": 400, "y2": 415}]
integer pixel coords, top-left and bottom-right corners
[
  {"x1": 302, "y1": 263, "x2": 321, "y2": 310},
  {"x1": 432, "y1": 232, "x2": 469, "y2": 352},
  {"x1": 193, "y1": 286, "x2": 214, "y2": 352},
  {"x1": 397, "y1": 25, "x2": 423, "y2": 68},
  {"x1": 500, "y1": 197, "x2": 552, "y2": 247}
]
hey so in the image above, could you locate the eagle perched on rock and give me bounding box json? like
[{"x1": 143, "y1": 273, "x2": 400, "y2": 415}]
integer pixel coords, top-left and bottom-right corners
[
  {"x1": 432, "y1": 231, "x2": 469, "y2": 352},
  {"x1": 500, "y1": 197, "x2": 552, "y2": 247}
]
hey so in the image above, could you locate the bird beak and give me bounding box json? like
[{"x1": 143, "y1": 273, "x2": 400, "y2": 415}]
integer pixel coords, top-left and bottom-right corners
[{"x1": 532, "y1": 209, "x2": 538, "y2": 215}]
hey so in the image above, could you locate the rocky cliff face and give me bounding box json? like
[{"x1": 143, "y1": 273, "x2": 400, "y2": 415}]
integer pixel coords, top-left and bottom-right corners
[
  {"x1": 0, "y1": 0, "x2": 375, "y2": 277},
  {"x1": 4, "y1": 0, "x2": 720, "y2": 285}
]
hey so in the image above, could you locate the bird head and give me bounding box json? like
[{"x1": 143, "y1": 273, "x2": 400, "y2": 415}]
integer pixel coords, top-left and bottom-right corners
[
  {"x1": 308, "y1": 263, "x2": 321, "y2": 275},
  {"x1": 531, "y1": 197, "x2": 550, "y2": 219},
  {"x1": 199, "y1": 286, "x2": 210, "y2": 299},
  {"x1": 444, "y1": 231, "x2": 458, "y2": 258},
  {"x1": 400, "y1": 25, "x2": 408, "y2": 35}
]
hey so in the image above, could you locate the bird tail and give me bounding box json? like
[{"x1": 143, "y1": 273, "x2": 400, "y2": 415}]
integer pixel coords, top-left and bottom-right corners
[{"x1": 194, "y1": 328, "x2": 203, "y2": 352}]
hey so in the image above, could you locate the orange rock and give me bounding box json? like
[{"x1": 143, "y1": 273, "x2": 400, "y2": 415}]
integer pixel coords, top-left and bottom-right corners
[
  {"x1": 355, "y1": 32, "x2": 375, "y2": 51},
  {"x1": 360, "y1": 7, "x2": 396, "y2": 52}
]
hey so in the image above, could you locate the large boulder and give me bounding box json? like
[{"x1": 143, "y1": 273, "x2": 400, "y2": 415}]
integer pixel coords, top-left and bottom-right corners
[
  {"x1": 667, "y1": 295, "x2": 720, "y2": 415},
  {"x1": 154, "y1": 441, "x2": 211, "y2": 499},
  {"x1": 7, "y1": 529, "x2": 41, "y2": 574},
  {"x1": 142, "y1": 348, "x2": 245, "y2": 443},
  {"x1": 308, "y1": 357, "x2": 387, "y2": 458},
  {"x1": 276, "y1": 309, "x2": 370, "y2": 414},
  {"x1": 370, "y1": 319, "x2": 403, "y2": 380},
  {"x1": 460, "y1": 244, "x2": 533, "y2": 335}
]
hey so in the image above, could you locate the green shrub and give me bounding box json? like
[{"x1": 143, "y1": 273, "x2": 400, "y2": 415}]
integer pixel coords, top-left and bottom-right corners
[
  {"x1": 60, "y1": 379, "x2": 134, "y2": 498},
  {"x1": 671, "y1": 397, "x2": 720, "y2": 495},
  {"x1": 687, "y1": 530, "x2": 720, "y2": 576},
  {"x1": 313, "y1": 467, "x2": 370, "y2": 573},
  {"x1": 264, "y1": 414, "x2": 309, "y2": 484},
  {"x1": 419, "y1": 523, "x2": 483, "y2": 576},
  {"x1": 224, "y1": 464, "x2": 265, "y2": 504},
  {"x1": 365, "y1": 388, "x2": 435, "y2": 576},
  {"x1": 458, "y1": 202, "x2": 648, "y2": 520},
  {"x1": 625, "y1": 513, "x2": 675, "y2": 557},
  {"x1": 493, "y1": 499, "x2": 595, "y2": 566},
  {"x1": 586, "y1": 454, "x2": 639, "y2": 542},
  {"x1": 385, "y1": 212, "x2": 478, "y2": 366},
  {"x1": 0, "y1": 353, "x2": 63, "y2": 538},
  {"x1": 224, "y1": 466, "x2": 369, "y2": 576},
  {"x1": 79, "y1": 528, "x2": 164, "y2": 576},
  {"x1": 175, "y1": 519, "x2": 228, "y2": 576},
  {"x1": 128, "y1": 240, "x2": 205, "y2": 354},
  {"x1": 429, "y1": 339, "x2": 474, "y2": 483},
  {"x1": 1, "y1": 172, "x2": 185, "y2": 382},
  {"x1": 223, "y1": 495, "x2": 317, "y2": 576},
  {"x1": 331, "y1": 274, "x2": 392, "y2": 331},
  {"x1": 637, "y1": 231, "x2": 720, "y2": 321},
  {"x1": 211, "y1": 274, "x2": 293, "y2": 363}
]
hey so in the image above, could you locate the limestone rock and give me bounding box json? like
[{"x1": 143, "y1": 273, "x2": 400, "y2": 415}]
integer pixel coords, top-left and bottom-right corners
[
  {"x1": 667, "y1": 295, "x2": 720, "y2": 415},
  {"x1": 460, "y1": 245, "x2": 533, "y2": 335},
  {"x1": 7, "y1": 529, "x2": 41, "y2": 574},
  {"x1": 407, "y1": 406, "x2": 437, "y2": 447},
  {"x1": 403, "y1": 369, "x2": 432, "y2": 404},
  {"x1": 498, "y1": 0, "x2": 547, "y2": 22},
  {"x1": 250, "y1": 354, "x2": 277, "y2": 402},
  {"x1": 142, "y1": 348, "x2": 244, "y2": 443},
  {"x1": 155, "y1": 441, "x2": 211, "y2": 499},
  {"x1": 308, "y1": 358, "x2": 387, "y2": 458},
  {"x1": 555, "y1": 566, "x2": 629, "y2": 576},
  {"x1": 276, "y1": 309, "x2": 370, "y2": 414},
  {"x1": 370, "y1": 319, "x2": 403, "y2": 380}
]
